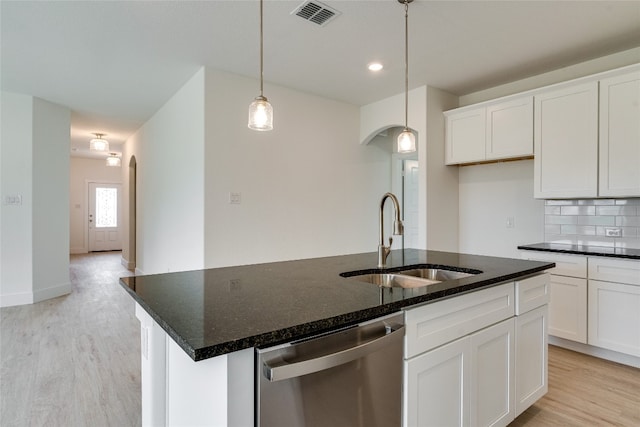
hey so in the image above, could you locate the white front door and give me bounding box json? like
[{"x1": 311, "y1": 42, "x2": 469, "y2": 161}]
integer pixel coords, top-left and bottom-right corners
[{"x1": 88, "y1": 182, "x2": 122, "y2": 252}]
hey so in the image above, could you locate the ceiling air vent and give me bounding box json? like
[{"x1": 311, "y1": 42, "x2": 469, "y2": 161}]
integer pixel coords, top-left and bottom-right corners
[{"x1": 292, "y1": 1, "x2": 340, "y2": 26}]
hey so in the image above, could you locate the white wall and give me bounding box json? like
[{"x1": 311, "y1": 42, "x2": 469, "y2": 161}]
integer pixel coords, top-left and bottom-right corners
[
  {"x1": 460, "y1": 47, "x2": 640, "y2": 106},
  {"x1": 425, "y1": 87, "x2": 459, "y2": 252},
  {"x1": 31, "y1": 98, "x2": 71, "y2": 300},
  {"x1": 123, "y1": 68, "x2": 205, "y2": 275},
  {"x1": 203, "y1": 69, "x2": 390, "y2": 267},
  {"x1": 69, "y1": 157, "x2": 122, "y2": 254},
  {"x1": 458, "y1": 160, "x2": 544, "y2": 258},
  {"x1": 1, "y1": 92, "x2": 34, "y2": 305},
  {"x1": 1, "y1": 93, "x2": 71, "y2": 307},
  {"x1": 360, "y1": 86, "x2": 459, "y2": 252}
]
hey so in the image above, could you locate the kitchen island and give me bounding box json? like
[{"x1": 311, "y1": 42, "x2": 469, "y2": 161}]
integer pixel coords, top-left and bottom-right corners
[{"x1": 120, "y1": 249, "x2": 554, "y2": 426}]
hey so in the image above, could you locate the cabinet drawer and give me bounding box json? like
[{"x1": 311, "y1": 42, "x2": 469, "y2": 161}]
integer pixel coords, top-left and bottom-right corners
[
  {"x1": 404, "y1": 283, "x2": 515, "y2": 359},
  {"x1": 515, "y1": 274, "x2": 550, "y2": 315},
  {"x1": 520, "y1": 251, "x2": 587, "y2": 278},
  {"x1": 588, "y1": 257, "x2": 640, "y2": 286}
]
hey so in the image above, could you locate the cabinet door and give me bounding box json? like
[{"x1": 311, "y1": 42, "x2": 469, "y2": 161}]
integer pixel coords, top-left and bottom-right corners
[
  {"x1": 534, "y1": 82, "x2": 598, "y2": 198},
  {"x1": 405, "y1": 338, "x2": 470, "y2": 427},
  {"x1": 588, "y1": 279, "x2": 640, "y2": 357},
  {"x1": 486, "y1": 97, "x2": 533, "y2": 161},
  {"x1": 470, "y1": 318, "x2": 515, "y2": 427},
  {"x1": 515, "y1": 305, "x2": 548, "y2": 417},
  {"x1": 446, "y1": 107, "x2": 486, "y2": 165},
  {"x1": 599, "y1": 71, "x2": 640, "y2": 197},
  {"x1": 548, "y1": 275, "x2": 587, "y2": 343}
]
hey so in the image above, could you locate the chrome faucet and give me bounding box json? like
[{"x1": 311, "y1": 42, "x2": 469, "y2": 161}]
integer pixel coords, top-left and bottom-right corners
[{"x1": 378, "y1": 192, "x2": 404, "y2": 268}]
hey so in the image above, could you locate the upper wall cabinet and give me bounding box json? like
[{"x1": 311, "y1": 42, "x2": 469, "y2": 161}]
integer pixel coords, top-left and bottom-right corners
[
  {"x1": 599, "y1": 71, "x2": 640, "y2": 197},
  {"x1": 445, "y1": 96, "x2": 533, "y2": 165},
  {"x1": 445, "y1": 107, "x2": 485, "y2": 164},
  {"x1": 533, "y1": 82, "x2": 599, "y2": 199}
]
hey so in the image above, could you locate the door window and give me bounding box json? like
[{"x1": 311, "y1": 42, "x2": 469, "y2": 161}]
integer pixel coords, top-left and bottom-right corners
[{"x1": 95, "y1": 187, "x2": 118, "y2": 228}]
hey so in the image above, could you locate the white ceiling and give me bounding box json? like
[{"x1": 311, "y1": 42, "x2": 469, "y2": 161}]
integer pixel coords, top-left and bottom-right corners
[{"x1": 2, "y1": 0, "x2": 640, "y2": 157}]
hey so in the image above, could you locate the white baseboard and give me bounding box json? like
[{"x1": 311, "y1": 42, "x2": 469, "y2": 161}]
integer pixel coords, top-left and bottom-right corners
[
  {"x1": 549, "y1": 336, "x2": 640, "y2": 368},
  {"x1": 121, "y1": 257, "x2": 136, "y2": 271},
  {"x1": 0, "y1": 291, "x2": 34, "y2": 308},
  {"x1": 70, "y1": 247, "x2": 88, "y2": 255},
  {"x1": 33, "y1": 282, "x2": 72, "y2": 304}
]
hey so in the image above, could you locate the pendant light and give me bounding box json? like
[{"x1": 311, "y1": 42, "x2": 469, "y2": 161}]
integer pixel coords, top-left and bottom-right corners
[
  {"x1": 90, "y1": 133, "x2": 109, "y2": 152},
  {"x1": 248, "y1": 0, "x2": 273, "y2": 131},
  {"x1": 397, "y1": 0, "x2": 416, "y2": 154},
  {"x1": 106, "y1": 153, "x2": 121, "y2": 167}
]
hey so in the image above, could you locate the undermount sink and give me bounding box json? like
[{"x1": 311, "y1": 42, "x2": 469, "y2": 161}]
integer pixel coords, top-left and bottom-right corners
[
  {"x1": 398, "y1": 268, "x2": 475, "y2": 281},
  {"x1": 341, "y1": 267, "x2": 480, "y2": 289},
  {"x1": 349, "y1": 273, "x2": 441, "y2": 289}
]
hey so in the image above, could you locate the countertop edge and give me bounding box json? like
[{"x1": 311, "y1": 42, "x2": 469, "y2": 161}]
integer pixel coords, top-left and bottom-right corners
[
  {"x1": 518, "y1": 243, "x2": 640, "y2": 260},
  {"x1": 121, "y1": 263, "x2": 553, "y2": 361}
]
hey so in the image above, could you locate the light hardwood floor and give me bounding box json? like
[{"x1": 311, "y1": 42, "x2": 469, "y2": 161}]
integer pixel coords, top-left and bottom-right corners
[
  {"x1": 510, "y1": 345, "x2": 640, "y2": 426},
  {"x1": 1, "y1": 252, "x2": 140, "y2": 426},
  {"x1": 2, "y1": 252, "x2": 639, "y2": 426}
]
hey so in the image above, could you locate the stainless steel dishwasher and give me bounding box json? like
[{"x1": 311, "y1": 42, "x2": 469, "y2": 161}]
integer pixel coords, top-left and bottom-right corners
[{"x1": 256, "y1": 312, "x2": 404, "y2": 427}]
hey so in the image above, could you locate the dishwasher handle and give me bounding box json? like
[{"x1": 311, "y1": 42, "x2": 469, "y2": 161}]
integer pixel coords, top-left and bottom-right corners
[{"x1": 263, "y1": 324, "x2": 405, "y2": 382}]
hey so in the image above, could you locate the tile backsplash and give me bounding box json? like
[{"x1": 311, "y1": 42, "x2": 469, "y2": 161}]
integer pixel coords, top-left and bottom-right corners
[{"x1": 544, "y1": 198, "x2": 640, "y2": 249}]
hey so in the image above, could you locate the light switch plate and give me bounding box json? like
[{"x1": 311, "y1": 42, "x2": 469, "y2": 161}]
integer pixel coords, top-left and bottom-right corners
[{"x1": 229, "y1": 192, "x2": 241, "y2": 204}]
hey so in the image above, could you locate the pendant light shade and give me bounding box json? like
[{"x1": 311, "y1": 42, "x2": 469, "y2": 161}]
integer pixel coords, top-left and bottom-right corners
[
  {"x1": 248, "y1": 95, "x2": 273, "y2": 131},
  {"x1": 90, "y1": 133, "x2": 109, "y2": 152},
  {"x1": 248, "y1": 0, "x2": 273, "y2": 131},
  {"x1": 397, "y1": 0, "x2": 415, "y2": 154},
  {"x1": 106, "y1": 153, "x2": 121, "y2": 167},
  {"x1": 397, "y1": 128, "x2": 416, "y2": 153}
]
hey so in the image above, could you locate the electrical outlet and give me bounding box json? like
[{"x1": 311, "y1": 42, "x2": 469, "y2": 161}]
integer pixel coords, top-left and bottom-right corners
[{"x1": 605, "y1": 227, "x2": 622, "y2": 237}]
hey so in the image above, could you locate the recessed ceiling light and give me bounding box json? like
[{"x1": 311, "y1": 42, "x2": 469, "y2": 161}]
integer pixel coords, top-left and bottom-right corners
[{"x1": 368, "y1": 62, "x2": 383, "y2": 72}]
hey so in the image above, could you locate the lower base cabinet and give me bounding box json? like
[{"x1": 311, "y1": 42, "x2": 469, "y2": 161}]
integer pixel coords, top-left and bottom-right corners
[
  {"x1": 405, "y1": 318, "x2": 517, "y2": 427},
  {"x1": 548, "y1": 275, "x2": 587, "y2": 343},
  {"x1": 588, "y1": 279, "x2": 640, "y2": 357},
  {"x1": 514, "y1": 305, "x2": 548, "y2": 416},
  {"x1": 404, "y1": 275, "x2": 549, "y2": 427}
]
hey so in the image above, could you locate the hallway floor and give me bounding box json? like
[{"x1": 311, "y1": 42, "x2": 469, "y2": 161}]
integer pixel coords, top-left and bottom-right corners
[{"x1": 0, "y1": 252, "x2": 140, "y2": 426}]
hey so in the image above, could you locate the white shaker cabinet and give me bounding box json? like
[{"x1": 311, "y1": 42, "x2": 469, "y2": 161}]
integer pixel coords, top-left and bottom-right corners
[
  {"x1": 520, "y1": 252, "x2": 588, "y2": 343},
  {"x1": 405, "y1": 336, "x2": 470, "y2": 427},
  {"x1": 445, "y1": 106, "x2": 486, "y2": 165},
  {"x1": 445, "y1": 96, "x2": 533, "y2": 165},
  {"x1": 404, "y1": 274, "x2": 549, "y2": 427},
  {"x1": 470, "y1": 318, "x2": 516, "y2": 427},
  {"x1": 514, "y1": 305, "x2": 548, "y2": 417},
  {"x1": 534, "y1": 81, "x2": 599, "y2": 198},
  {"x1": 486, "y1": 97, "x2": 534, "y2": 161},
  {"x1": 588, "y1": 257, "x2": 640, "y2": 357},
  {"x1": 405, "y1": 318, "x2": 516, "y2": 427},
  {"x1": 548, "y1": 275, "x2": 587, "y2": 343},
  {"x1": 599, "y1": 71, "x2": 640, "y2": 197}
]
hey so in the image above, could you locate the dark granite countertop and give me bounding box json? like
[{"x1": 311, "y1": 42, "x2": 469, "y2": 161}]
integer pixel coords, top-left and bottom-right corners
[
  {"x1": 119, "y1": 249, "x2": 553, "y2": 361},
  {"x1": 518, "y1": 242, "x2": 640, "y2": 260}
]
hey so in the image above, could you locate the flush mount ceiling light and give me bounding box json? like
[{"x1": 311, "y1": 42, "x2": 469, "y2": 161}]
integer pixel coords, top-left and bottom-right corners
[
  {"x1": 248, "y1": 0, "x2": 273, "y2": 131},
  {"x1": 89, "y1": 133, "x2": 109, "y2": 152},
  {"x1": 368, "y1": 62, "x2": 384, "y2": 72},
  {"x1": 106, "y1": 153, "x2": 121, "y2": 167},
  {"x1": 397, "y1": 0, "x2": 416, "y2": 154}
]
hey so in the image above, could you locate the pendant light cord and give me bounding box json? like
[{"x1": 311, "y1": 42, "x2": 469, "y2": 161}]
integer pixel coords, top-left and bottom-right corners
[
  {"x1": 404, "y1": 0, "x2": 409, "y2": 130},
  {"x1": 260, "y1": 0, "x2": 264, "y2": 97}
]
